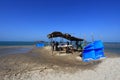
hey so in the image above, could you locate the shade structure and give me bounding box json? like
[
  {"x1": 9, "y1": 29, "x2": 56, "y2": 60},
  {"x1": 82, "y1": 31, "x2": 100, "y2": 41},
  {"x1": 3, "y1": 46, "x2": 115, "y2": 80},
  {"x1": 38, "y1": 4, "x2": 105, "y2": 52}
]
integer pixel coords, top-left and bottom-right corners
[
  {"x1": 47, "y1": 31, "x2": 63, "y2": 38},
  {"x1": 67, "y1": 36, "x2": 83, "y2": 41},
  {"x1": 47, "y1": 31, "x2": 84, "y2": 41}
]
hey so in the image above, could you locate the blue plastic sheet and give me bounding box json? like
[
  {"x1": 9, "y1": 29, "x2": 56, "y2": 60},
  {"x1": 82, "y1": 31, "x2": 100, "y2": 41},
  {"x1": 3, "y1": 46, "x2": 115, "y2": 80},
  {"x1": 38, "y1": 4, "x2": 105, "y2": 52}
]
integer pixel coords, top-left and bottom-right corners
[
  {"x1": 82, "y1": 40, "x2": 105, "y2": 62},
  {"x1": 36, "y1": 43, "x2": 44, "y2": 48},
  {"x1": 93, "y1": 40, "x2": 104, "y2": 49},
  {"x1": 95, "y1": 48, "x2": 105, "y2": 60}
]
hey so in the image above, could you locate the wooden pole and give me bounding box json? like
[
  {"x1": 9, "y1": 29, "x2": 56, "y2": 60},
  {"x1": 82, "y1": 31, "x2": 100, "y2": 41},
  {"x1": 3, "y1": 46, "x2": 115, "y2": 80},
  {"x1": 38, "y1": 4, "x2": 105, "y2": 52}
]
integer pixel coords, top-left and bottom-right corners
[
  {"x1": 84, "y1": 34, "x2": 87, "y2": 46},
  {"x1": 91, "y1": 32, "x2": 94, "y2": 42},
  {"x1": 51, "y1": 35, "x2": 53, "y2": 55}
]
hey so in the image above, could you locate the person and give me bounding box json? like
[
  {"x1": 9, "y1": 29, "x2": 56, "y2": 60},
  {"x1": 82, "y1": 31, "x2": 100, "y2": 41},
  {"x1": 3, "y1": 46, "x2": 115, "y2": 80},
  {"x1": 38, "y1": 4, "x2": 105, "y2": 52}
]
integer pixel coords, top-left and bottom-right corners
[
  {"x1": 66, "y1": 46, "x2": 74, "y2": 54},
  {"x1": 67, "y1": 41, "x2": 69, "y2": 45},
  {"x1": 66, "y1": 41, "x2": 69, "y2": 53},
  {"x1": 55, "y1": 41, "x2": 59, "y2": 51},
  {"x1": 51, "y1": 41, "x2": 55, "y2": 51},
  {"x1": 76, "y1": 41, "x2": 78, "y2": 50},
  {"x1": 79, "y1": 41, "x2": 83, "y2": 50}
]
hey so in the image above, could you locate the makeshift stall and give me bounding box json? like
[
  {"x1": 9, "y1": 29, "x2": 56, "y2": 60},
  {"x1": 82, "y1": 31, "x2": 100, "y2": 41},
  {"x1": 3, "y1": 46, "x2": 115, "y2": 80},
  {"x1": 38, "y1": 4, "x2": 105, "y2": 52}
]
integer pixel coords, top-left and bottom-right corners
[{"x1": 47, "y1": 31, "x2": 84, "y2": 54}]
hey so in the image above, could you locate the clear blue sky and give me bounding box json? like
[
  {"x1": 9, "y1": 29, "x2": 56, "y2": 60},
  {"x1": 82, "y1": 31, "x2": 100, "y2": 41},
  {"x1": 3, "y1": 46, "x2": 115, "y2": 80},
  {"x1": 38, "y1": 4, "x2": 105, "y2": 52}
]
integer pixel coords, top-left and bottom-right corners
[{"x1": 0, "y1": 0, "x2": 120, "y2": 42}]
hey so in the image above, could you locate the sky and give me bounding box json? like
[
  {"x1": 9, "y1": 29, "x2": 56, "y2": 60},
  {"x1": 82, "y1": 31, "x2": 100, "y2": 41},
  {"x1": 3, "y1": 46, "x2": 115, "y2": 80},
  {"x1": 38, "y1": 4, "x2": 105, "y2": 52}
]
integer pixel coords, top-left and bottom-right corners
[{"x1": 0, "y1": 0, "x2": 120, "y2": 42}]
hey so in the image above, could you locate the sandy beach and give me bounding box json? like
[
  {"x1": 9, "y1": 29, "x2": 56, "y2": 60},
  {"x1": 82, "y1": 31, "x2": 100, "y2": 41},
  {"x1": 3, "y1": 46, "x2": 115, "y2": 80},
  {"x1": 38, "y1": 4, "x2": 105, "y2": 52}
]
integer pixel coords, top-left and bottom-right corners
[{"x1": 0, "y1": 46, "x2": 120, "y2": 80}]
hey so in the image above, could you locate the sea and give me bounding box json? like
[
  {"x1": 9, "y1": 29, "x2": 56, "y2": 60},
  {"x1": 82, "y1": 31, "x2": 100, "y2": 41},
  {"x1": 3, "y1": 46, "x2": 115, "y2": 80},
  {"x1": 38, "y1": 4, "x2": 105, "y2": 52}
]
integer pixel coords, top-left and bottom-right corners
[
  {"x1": 0, "y1": 41, "x2": 35, "y2": 46},
  {"x1": 0, "y1": 41, "x2": 120, "y2": 56},
  {"x1": 104, "y1": 42, "x2": 120, "y2": 55},
  {"x1": 0, "y1": 41, "x2": 35, "y2": 56}
]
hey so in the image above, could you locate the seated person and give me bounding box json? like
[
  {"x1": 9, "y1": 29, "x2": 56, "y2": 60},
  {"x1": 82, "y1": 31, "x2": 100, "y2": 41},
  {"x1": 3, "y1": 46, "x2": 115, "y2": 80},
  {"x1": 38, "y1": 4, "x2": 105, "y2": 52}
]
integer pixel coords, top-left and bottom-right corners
[{"x1": 66, "y1": 46, "x2": 74, "y2": 54}]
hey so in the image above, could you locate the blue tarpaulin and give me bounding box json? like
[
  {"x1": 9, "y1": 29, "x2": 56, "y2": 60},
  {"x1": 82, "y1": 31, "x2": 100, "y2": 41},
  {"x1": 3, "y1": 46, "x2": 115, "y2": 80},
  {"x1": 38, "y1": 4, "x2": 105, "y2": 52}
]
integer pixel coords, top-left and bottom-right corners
[
  {"x1": 36, "y1": 43, "x2": 44, "y2": 48},
  {"x1": 82, "y1": 40, "x2": 105, "y2": 62}
]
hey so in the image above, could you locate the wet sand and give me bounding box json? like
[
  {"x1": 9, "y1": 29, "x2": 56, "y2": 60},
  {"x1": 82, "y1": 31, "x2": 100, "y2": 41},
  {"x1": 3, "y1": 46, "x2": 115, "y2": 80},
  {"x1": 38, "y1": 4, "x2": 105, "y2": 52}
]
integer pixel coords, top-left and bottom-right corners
[
  {"x1": 0, "y1": 46, "x2": 34, "y2": 56},
  {"x1": 0, "y1": 46, "x2": 120, "y2": 80}
]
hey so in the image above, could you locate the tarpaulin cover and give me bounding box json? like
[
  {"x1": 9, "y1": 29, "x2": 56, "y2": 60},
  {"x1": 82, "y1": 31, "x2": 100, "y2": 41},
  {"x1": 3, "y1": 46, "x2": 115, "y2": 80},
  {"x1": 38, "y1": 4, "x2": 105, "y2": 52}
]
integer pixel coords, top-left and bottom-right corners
[
  {"x1": 36, "y1": 43, "x2": 44, "y2": 48},
  {"x1": 82, "y1": 40, "x2": 105, "y2": 62}
]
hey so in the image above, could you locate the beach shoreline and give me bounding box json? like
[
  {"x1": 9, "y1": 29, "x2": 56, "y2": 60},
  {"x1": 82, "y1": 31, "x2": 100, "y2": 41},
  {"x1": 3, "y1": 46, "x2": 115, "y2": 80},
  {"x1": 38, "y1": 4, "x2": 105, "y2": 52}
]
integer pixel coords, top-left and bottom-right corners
[
  {"x1": 0, "y1": 46, "x2": 120, "y2": 80},
  {"x1": 0, "y1": 45, "x2": 35, "y2": 56}
]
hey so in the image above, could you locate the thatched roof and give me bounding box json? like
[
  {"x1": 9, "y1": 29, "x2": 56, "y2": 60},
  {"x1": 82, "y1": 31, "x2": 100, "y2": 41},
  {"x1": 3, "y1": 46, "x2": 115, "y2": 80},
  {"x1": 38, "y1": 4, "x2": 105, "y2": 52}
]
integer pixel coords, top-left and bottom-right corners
[
  {"x1": 47, "y1": 31, "x2": 84, "y2": 41},
  {"x1": 47, "y1": 31, "x2": 63, "y2": 38}
]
